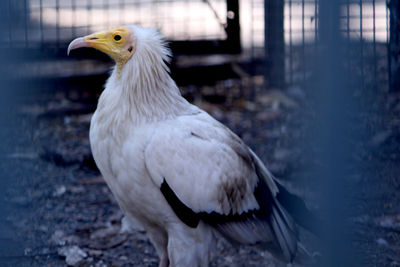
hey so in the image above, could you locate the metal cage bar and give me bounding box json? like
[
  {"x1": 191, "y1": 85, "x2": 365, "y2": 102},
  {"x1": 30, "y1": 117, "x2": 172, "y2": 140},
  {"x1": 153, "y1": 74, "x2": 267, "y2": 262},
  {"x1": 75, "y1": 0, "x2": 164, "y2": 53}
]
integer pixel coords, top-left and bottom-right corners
[
  {"x1": 277, "y1": 0, "x2": 389, "y2": 91},
  {"x1": 0, "y1": 0, "x2": 392, "y2": 91},
  {"x1": 1, "y1": 0, "x2": 241, "y2": 57}
]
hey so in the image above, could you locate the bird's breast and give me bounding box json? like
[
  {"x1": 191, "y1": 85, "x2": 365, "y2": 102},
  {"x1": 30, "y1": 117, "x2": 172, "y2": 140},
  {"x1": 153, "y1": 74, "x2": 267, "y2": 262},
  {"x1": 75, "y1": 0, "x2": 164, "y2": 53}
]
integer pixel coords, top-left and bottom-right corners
[{"x1": 89, "y1": 111, "x2": 168, "y2": 223}]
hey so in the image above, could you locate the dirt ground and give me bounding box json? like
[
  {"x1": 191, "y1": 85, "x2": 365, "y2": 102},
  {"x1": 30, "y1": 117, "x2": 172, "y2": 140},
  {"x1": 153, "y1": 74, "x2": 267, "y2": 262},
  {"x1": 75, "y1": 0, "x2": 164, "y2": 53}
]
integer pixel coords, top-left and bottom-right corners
[{"x1": 1, "y1": 76, "x2": 399, "y2": 266}]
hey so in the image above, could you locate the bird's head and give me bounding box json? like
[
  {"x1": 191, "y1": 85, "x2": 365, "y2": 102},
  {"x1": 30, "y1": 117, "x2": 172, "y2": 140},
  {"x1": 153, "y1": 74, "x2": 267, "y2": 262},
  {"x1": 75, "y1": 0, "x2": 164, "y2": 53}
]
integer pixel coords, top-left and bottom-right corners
[{"x1": 68, "y1": 26, "x2": 136, "y2": 74}]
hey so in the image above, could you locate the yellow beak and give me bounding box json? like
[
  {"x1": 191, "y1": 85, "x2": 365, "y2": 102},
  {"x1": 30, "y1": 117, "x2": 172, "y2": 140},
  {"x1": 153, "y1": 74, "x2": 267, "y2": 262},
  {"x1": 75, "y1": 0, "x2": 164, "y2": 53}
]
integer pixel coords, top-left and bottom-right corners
[
  {"x1": 68, "y1": 27, "x2": 135, "y2": 77},
  {"x1": 68, "y1": 30, "x2": 121, "y2": 59}
]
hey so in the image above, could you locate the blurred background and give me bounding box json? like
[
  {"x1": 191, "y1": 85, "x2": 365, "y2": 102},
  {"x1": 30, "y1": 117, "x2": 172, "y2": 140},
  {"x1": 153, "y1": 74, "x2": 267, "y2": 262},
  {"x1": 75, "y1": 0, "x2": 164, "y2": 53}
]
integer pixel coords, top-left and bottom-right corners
[
  {"x1": 0, "y1": 0, "x2": 392, "y2": 88},
  {"x1": 0, "y1": 0, "x2": 399, "y2": 266}
]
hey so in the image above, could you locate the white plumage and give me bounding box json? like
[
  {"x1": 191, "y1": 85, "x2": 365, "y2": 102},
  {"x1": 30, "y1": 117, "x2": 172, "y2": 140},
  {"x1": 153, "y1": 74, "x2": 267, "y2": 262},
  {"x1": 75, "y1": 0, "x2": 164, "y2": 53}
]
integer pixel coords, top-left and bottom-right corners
[{"x1": 68, "y1": 25, "x2": 311, "y2": 267}]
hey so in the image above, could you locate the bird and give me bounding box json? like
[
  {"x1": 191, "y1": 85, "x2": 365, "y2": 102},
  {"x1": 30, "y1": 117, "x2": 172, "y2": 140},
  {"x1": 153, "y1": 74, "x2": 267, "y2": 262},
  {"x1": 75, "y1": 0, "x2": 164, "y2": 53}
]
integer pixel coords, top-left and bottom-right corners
[{"x1": 68, "y1": 25, "x2": 315, "y2": 267}]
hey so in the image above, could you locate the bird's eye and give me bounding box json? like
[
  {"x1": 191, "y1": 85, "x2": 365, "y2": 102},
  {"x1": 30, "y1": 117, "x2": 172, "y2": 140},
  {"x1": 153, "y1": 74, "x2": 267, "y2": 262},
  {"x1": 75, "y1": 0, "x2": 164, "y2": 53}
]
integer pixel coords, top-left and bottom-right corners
[{"x1": 114, "y1": 35, "x2": 122, "y2": 41}]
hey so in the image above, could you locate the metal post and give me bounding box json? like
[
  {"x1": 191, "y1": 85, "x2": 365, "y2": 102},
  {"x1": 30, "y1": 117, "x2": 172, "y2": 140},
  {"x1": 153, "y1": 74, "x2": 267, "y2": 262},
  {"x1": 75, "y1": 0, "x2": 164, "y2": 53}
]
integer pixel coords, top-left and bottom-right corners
[
  {"x1": 264, "y1": 0, "x2": 284, "y2": 89},
  {"x1": 0, "y1": 1, "x2": 25, "y2": 264},
  {"x1": 389, "y1": 0, "x2": 400, "y2": 91},
  {"x1": 226, "y1": 0, "x2": 241, "y2": 54},
  {"x1": 312, "y1": 0, "x2": 358, "y2": 265}
]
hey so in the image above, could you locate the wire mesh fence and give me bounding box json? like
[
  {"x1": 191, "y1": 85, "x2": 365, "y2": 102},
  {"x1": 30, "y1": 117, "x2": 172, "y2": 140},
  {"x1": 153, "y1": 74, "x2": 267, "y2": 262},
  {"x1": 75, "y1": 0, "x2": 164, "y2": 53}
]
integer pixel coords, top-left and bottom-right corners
[
  {"x1": 259, "y1": 0, "x2": 390, "y2": 90},
  {"x1": 0, "y1": 0, "x2": 392, "y2": 91},
  {"x1": 8, "y1": 0, "x2": 227, "y2": 44},
  {"x1": 2, "y1": 0, "x2": 241, "y2": 55}
]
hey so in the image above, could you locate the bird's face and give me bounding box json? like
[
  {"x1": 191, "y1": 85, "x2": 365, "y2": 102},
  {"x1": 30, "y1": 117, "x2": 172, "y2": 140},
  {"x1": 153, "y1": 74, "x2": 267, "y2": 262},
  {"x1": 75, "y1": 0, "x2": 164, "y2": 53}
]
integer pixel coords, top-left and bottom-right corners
[{"x1": 68, "y1": 27, "x2": 135, "y2": 68}]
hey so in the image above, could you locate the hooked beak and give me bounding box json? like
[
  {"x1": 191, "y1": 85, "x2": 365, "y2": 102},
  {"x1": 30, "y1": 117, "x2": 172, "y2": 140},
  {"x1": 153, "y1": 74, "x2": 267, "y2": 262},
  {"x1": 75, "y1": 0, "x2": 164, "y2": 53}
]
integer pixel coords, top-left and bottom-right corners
[
  {"x1": 67, "y1": 27, "x2": 135, "y2": 77},
  {"x1": 67, "y1": 30, "x2": 118, "y2": 58},
  {"x1": 67, "y1": 37, "x2": 89, "y2": 55}
]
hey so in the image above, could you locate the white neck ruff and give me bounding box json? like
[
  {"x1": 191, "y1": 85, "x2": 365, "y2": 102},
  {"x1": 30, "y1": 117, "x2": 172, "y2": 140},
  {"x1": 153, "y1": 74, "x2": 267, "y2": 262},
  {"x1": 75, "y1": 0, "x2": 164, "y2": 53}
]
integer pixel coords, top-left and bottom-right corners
[{"x1": 96, "y1": 26, "x2": 193, "y2": 128}]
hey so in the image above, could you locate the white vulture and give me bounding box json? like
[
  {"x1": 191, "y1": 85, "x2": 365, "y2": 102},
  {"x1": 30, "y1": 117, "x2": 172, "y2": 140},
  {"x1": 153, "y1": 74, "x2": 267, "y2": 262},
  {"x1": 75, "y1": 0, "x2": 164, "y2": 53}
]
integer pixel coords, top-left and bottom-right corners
[{"x1": 68, "y1": 25, "x2": 315, "y2": 267}]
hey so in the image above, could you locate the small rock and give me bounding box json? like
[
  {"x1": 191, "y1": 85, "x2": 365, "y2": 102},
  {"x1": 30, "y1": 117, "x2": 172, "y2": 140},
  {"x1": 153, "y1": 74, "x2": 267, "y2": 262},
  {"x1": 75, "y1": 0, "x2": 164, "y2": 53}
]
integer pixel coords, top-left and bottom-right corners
[
  {"x1": 351, "y1": 215, "x2": 370, "y2": 224},
  {"x1": 243, "y1": 100, "x2": 257, "y2": 111},
  {"x1": 51, "y1": 230, "x2": 79, "y2": 246},
  {"x1": 109, "y1": 210, "x2": 124, "y2": 223},
  {"x1": 88, "y1": 249, "x2": 103, "y2": 257},
  {"x1": 38, "y1": 225, "x2": 48, "y2": 232},
  {"x1": 376, "y1": 238, "x2": 388, "y2": 246},
  {"x1": 121, "y1": 214, "x2": 145, "y2": 233},
  {"x1": 8, "y1": 196, "x2": 30, "y2": 206},
  {"x1": 224, "y1": 255, "x2": 233, "y2": 263},
  {"x1": 87, "y1": 230, "x2": 129, "y2": 250},
  {"x1": 53, "y1": 185, "x2": 66, "y2": 197},
  {"x1": 287, "y1": 86, "x2": 306, "y2": 100},
  {"x1": 75, "y1": 113, "x2": 93, "y2": 124},
  {"x1": 68, "y1": 185, "x2": 85, "y2": 194},
  {"x1": 376, "y1": 215, "x2": 400, "y2": 229},
  {"x1": 64, "y1": 116, "x2": 72, "y2": 125},
  {"x1": 18, "y1": 104, "x2": 46, "y2": 116},
  {"x1": 119, "y1": 255, "x2": 128, "y2": 261},
  {"x1": 95, "y1": 260, "x2": 107, "y2": 267},
  {"x1": 380, "y1": 217, "x2": 394, "y2": 228},
  {"x1": 7, "y1": 152, "x2": 38, "y2": 160},
  {"x1": 273, "y1": 148, "x2": 291, "y2": 161},
  {"x1": 255, "y1": 111, "x2": 281, "y2": 122},
  {"x1": 90, "y1": 224, "x2": 120, "y2": 239},
  {"x1": 257, "y1": 90, "x2": 298, "y2": 109},
  {"x1": 58, "y1": 245, "x2": 87, "y2": 266},
  {"x1": 24, "y1": 247, "x2": 32, "y2": 256},
  {"x1": 39, "y1": 247, "x2": 50, "y2": 255},
  {"x1": 268, "y1": 162, "x2": 287, "y2": 176},
  {"x1": 51, "y1": 230, "x2": 66, "y2": 246},
  {"x1": 369, "y1": 130, "x2": 392, "y2": 147}
]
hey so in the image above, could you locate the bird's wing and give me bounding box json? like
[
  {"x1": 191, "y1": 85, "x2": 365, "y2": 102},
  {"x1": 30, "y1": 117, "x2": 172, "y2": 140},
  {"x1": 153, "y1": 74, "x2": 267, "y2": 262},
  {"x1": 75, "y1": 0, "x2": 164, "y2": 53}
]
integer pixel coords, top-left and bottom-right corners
[
  {"x1": 144, "y1": 111, "x2": 299, "y2": 262},
  {"x1": 145, "y1": 112, "x2": 260, "y2": 215}
]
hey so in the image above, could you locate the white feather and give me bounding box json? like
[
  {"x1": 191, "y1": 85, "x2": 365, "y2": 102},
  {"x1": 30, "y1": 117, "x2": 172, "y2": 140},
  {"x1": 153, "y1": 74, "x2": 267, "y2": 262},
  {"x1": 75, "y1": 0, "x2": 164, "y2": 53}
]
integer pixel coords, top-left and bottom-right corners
[{"x1": 89, "y1": 25, "x2": 304, "y2": 266}]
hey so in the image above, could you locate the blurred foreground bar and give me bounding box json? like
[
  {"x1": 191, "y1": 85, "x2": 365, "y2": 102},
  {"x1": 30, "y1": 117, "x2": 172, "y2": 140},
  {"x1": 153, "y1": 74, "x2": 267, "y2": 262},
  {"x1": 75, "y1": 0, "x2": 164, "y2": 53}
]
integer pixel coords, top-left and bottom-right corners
[
  {"x1": 389, "y1": 0, "x2": 400, "y2": 91},
  {"x1": 0, "y1": 1, "x2": 30, "y2": 264},
  {"x1": 311, "y1": 0, "x2": 359, "y2": 265},
  {"x1": 264, "y1": 0, "x2": 284, "y2": 89}
]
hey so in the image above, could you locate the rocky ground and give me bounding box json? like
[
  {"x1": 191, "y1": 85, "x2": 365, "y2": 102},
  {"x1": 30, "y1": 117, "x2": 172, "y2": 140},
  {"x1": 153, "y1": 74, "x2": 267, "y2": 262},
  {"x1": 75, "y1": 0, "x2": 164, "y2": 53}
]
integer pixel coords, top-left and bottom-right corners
[{"x1": 0, "y1": 75, "x2": 399, "y2": 266}]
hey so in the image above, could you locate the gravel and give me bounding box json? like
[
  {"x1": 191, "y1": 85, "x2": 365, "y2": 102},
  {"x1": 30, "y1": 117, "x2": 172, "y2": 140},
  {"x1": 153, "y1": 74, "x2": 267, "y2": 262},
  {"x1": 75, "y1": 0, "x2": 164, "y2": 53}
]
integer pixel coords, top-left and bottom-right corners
[{"x1": 1, "y1": 80, "x2": 399, "y2": 266}]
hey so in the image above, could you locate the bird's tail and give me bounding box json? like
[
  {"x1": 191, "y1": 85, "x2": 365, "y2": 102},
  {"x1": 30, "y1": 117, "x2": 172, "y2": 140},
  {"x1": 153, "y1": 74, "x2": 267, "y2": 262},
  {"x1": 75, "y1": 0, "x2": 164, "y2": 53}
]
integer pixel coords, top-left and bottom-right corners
[
  {"x1": 250, "y1": 149, "x2": 317, "y2": 264},
  {"x1": 274, "y1": 180, "x2": 322, "y2": 236},
  {"x1": 295, "y1": 242, "x2": 319, "y2": 265},
  {"x1": 268, "y1": 200, "x2": 299, "y2": 263},
  {"x1": 263, "y1": 201, "x2": 315, "y2": 264}
]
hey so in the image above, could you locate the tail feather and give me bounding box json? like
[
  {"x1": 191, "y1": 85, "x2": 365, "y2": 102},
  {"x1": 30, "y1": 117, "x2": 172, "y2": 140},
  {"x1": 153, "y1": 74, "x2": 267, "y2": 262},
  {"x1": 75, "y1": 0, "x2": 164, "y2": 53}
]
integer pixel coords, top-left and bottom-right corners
[
  {"x1": 269, "y1": 202, "x2": 298, "y2": 262},
  {"x1": 252, "y1": 165, "x2": 299, "y2": 263},
  {"x1": 295, "y1": 242, "x2": 315, "y2": 265},
  {"x1": 210, "y1": 149, "x2": 317, "y2": 264},
  {"x1": 275, "y1": 180, "x2": 322, "y2": 236},
  {"x1": 250, "y1": 149, "x2": 317, "y2": 263}
]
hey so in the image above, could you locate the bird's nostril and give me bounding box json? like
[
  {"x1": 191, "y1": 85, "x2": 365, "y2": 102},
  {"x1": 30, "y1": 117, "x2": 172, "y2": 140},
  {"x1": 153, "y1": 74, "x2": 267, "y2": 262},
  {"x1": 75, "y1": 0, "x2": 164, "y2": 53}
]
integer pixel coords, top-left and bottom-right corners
[{"x1": 89, "y1": 37, "x2": 98, "y2": 40}]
